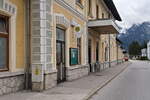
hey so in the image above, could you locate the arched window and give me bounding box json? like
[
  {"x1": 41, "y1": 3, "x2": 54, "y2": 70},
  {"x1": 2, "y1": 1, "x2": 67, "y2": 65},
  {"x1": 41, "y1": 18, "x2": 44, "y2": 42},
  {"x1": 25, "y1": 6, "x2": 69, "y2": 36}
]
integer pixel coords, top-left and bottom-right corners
[{"x1": 0, "y1": 15, "x2": 9, "y2": 71}]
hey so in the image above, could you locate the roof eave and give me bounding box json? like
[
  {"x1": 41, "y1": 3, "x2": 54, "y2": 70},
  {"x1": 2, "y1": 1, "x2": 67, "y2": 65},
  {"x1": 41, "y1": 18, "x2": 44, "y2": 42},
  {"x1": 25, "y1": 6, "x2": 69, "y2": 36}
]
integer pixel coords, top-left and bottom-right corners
[{"x1": 103, "y1": 0, "x2": 122, "y2": 21}]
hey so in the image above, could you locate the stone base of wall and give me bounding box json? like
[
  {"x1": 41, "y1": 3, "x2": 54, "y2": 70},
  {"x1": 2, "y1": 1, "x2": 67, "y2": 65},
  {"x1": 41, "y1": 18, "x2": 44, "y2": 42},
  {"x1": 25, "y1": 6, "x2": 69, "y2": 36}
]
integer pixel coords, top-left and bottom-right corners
[
  {"x1": 0, "y1": 72, "x2": 24, "y2": 95},
  {"x1": 100, "y1": 62, "x2": 109, "y2": 70},
  {"x1": 66, "y1": 65, "x2": 89, "y2": 81},
  {"x1": 110, "y1": 61, "x2": 118, "y2": 67},
  {"x1": 44, "y1": 71, "x2": 57, "y2": 90}
]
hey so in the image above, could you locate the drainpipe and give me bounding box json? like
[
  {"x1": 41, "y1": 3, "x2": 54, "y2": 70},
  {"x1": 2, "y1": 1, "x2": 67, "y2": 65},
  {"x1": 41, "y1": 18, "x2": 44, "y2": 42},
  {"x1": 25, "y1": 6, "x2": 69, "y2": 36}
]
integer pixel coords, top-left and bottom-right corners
[
  {"x1": 109, "y1": 34, "x2": 111, "y2": 68},
  {"x1": 25, "y1": 0, "x2": 31, "y2": 90}
]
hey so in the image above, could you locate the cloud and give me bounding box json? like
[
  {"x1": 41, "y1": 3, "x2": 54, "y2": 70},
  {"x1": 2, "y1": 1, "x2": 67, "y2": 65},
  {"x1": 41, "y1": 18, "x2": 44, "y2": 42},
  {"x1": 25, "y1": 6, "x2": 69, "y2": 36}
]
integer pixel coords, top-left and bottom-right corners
[{"x1": 113, "y1": 0, "x2": 150, "y2": 29}]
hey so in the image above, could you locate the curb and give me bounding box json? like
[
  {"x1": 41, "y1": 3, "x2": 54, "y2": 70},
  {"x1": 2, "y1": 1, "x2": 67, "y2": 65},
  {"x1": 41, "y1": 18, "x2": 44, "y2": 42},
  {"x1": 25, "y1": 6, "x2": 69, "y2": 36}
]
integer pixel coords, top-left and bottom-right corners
[{"x1": 82, "y1": 62, "x2": 132, "y2": 100}]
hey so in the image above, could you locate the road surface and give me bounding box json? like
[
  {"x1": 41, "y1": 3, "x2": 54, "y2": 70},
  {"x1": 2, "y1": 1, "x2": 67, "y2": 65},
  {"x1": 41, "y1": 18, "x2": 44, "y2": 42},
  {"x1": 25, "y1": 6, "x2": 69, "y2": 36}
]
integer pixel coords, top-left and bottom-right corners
[{"x1": 90, "y1": 60, "x2": 150, "y2": 100}]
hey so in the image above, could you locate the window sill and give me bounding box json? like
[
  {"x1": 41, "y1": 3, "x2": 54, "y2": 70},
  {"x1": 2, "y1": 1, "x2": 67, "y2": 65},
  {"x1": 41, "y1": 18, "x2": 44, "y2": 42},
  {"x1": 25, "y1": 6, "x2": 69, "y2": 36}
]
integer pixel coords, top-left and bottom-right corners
[
  {"x1": 0, "y1": 71, "x2": 24, "y2": 78},
  {"x1": 67, "y1": 65, "x2": 89, "y2": 70}
]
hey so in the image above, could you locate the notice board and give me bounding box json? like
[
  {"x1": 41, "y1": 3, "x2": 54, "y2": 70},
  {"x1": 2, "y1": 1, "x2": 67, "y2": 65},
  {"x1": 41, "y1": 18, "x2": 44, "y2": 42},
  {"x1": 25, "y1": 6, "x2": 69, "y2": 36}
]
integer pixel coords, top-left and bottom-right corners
[{"x1": 70, "y1": 48, "x2": 78, "y2": 65}]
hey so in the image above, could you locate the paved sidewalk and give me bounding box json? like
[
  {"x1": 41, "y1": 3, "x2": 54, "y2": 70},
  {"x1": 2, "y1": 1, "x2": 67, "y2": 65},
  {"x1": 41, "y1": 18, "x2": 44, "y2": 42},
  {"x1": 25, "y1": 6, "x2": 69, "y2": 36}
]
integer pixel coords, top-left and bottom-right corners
[{"x1": 0, "y1": 62, "x2": 131, "y2": 100}]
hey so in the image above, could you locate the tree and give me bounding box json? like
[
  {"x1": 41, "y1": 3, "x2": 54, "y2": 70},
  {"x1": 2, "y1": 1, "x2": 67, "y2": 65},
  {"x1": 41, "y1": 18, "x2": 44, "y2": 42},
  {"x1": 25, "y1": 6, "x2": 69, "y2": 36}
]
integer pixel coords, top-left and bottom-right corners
[{"x1": 128, "y1": 41, "x2": 141, "y2": 56}]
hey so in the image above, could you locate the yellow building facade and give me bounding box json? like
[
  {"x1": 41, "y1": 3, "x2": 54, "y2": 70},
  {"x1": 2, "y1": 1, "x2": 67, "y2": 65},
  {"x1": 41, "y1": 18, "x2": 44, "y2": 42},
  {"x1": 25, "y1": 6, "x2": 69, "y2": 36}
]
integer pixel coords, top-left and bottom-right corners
[
  {"x1": 0, "y1": 0, "x2": 26, "y2": 95},
  {"x1": 87, "y1": 0, "x2": 123, "y2": 72},
  {"x1": 0, "y1": 0, "x2": 124, "y2": 95}
]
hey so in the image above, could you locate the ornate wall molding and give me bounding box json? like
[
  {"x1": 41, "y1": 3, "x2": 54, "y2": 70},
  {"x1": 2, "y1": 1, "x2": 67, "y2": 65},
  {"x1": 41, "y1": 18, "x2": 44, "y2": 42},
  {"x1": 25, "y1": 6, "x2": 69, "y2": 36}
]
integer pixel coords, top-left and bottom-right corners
[
  {"x1": 55, "y1": 13, "x2": 70, "y2": 28},
  {"x1": 0, "y1": 0, "x2": 17, "y2": 15},
  {"x1": 55, "y1": 0, "x2": 87, "y2": 22}
]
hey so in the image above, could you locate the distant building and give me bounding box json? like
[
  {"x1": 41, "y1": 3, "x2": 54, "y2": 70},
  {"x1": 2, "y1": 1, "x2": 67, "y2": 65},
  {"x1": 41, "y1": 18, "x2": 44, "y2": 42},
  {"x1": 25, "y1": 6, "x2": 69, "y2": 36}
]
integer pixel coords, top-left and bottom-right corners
[
  {"x1": 147, "y1": 41, "x2": 150, "y2": 60},
  {"x1": 141, "y1": 48, "x2": 147, "y2": 57}
]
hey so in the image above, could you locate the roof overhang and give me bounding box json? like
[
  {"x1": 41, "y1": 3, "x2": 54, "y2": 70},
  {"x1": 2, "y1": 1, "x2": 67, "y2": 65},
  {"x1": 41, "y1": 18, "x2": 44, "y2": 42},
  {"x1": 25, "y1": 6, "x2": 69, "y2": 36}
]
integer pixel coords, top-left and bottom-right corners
[
  {"x1": 116, "y1": 37, "x2": 122, "y2": 44},
  {"x1": 103, "y1": 0, "x2": 122, "y2": 21},
  {"x1": 88, "y1": 19, "x2": 120, "y2": 34}
]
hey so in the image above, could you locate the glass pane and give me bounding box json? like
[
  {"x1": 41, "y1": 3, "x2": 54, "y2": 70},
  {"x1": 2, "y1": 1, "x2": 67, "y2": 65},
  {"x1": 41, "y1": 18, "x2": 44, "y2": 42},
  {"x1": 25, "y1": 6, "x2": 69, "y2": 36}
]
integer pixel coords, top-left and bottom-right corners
[
  {"x1": 56, "y1": 28, "x2": 65, "y2": 41},
  {"x1": 0, "y1": 17, "x2": 7, "y2": 33},
  {"x1": 0, "y1": 37, "x2": 7, "y2": 69},
  {"x1": 62, "y1": 43, "x2": 65, "y2": 63},
  {"x1": 56, "y1": 43, "x2": 61, "y2": 65}
]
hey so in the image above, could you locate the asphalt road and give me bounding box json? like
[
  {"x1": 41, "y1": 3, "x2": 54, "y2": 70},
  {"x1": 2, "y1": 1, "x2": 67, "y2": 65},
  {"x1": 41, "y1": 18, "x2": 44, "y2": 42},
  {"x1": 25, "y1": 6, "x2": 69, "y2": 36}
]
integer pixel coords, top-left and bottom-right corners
[{"x1": 90, "y1": 60, "x2": 150, "y2": 100}]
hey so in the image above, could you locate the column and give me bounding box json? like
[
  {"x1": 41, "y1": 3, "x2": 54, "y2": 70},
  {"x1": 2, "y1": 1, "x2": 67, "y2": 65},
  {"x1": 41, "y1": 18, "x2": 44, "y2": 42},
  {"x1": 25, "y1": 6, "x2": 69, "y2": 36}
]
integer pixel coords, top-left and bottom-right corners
[{"x1": 31, "y1": 0, "x2": 53, "y2": 91}]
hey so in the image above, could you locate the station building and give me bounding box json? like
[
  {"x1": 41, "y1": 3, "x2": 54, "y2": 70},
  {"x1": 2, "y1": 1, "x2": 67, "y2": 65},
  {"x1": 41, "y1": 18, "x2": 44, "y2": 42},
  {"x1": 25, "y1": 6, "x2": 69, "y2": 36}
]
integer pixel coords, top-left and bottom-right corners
[{"x1": 0, "y1": 0, "x2": 124, "y2": 95}]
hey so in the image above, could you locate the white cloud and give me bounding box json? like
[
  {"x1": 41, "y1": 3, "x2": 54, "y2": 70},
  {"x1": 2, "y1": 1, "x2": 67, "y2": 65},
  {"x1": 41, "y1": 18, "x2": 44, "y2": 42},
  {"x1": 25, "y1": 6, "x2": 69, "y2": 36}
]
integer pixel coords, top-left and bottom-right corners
[{"x1": 113, "y1": 0, "x2": 150, "y2": 29}]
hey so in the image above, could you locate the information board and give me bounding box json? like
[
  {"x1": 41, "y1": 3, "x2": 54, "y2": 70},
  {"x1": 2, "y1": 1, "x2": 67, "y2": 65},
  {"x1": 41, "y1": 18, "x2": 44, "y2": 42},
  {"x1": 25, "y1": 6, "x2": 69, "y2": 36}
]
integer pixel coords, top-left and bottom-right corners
[{"x1": 70, "y1": 48, "x2": 78, "y2": 65}]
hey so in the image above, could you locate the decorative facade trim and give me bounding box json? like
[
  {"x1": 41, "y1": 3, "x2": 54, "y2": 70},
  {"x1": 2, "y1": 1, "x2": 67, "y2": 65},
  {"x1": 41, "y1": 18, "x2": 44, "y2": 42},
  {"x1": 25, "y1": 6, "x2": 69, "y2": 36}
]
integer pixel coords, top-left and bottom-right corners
[
  {"x1": 55, "y1": 13, "x2": 70, "y2": 28},
  {"x1": 0, "y1": 0, "x2": 17, "y2": 15},
  {"x1": 55, "y1": 0, "x2": 87, "y2": 22}
]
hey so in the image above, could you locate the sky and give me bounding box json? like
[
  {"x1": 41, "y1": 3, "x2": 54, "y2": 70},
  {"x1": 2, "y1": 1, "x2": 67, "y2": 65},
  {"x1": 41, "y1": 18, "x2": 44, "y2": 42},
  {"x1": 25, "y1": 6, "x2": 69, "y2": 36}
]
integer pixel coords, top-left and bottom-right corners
[{"x1": 113, "y1": 0, "x2": 150, "y2": 30}]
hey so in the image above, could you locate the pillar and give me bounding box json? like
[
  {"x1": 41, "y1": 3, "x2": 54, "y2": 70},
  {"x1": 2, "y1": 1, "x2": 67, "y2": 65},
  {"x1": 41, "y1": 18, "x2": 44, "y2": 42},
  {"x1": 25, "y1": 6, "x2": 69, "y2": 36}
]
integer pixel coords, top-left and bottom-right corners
[{"x1": 31, "y1": 0, "x2": 53, "y2": 91}]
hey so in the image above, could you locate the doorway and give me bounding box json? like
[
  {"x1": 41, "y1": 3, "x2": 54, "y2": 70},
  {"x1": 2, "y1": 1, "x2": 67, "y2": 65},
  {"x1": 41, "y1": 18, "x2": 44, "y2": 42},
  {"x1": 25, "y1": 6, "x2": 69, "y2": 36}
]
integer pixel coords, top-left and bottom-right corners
[
  {"x1": 56, "y1": 27, "x2": 66, "y2": 83},
  {"x1": 96, "y1": 42, "x2": 99, "y2": 62},
  {"x1": 88, "y1": 39, "x2": 92, "y2": 72}
]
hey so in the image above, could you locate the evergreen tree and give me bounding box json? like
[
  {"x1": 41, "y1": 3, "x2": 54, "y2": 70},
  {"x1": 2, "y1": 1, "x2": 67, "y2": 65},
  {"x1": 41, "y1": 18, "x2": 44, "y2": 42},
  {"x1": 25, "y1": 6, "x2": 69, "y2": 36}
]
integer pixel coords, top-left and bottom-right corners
[{"x1": 128, "y1": 41, "x2": 141, "y2": 56}]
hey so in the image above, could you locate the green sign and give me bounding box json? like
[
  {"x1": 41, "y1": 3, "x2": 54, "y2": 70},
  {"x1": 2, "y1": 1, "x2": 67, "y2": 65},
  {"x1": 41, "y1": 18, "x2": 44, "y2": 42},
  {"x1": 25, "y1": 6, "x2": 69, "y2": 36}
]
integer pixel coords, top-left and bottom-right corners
[{"x1": 70, "y1": 48, "x2": 78, "y2": 65}]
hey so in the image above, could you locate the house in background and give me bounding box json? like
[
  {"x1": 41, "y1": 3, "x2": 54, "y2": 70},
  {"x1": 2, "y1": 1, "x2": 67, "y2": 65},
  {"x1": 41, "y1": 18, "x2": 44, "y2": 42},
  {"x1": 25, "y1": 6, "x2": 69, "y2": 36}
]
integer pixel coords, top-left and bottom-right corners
[
  {"x1": 141, "y1": 48, "x2": 147, "y2": 57},
  {"x1": 147, "y1": 41, "x2": 150, "y2": 60}
]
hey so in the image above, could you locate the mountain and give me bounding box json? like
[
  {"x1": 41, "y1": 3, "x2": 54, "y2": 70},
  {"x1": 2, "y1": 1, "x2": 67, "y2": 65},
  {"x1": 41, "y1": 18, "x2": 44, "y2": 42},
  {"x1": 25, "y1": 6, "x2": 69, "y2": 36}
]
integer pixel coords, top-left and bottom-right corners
[{"x1": 118, "y1": 22, "x2": 150, "y2": 51}]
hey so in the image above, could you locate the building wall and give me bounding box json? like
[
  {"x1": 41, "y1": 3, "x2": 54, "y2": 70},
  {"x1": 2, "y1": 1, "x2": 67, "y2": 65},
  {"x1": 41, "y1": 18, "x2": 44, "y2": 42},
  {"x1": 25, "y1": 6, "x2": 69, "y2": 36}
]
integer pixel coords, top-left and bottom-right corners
[
  {"x1": 10, "y1": 0, "x2": 25, "y2": 70},
  {"x1": 53, "y1": 2, "x2": 87, "y2": 67},
  {"x1": 87, "y1": 0, "x2": 119, "y2": 64},
  {"x1": 0, "y1": 0, "x2": 123, "y2": 94},
  {"x1": 52, "y1": 0, "x2": 88, "y2": 81},
  {"x1": 99, "y1": 34, "x2": 109, "y2": 63},
  {"x1": 0, "y1": 0, "x2": 25, "y2": 72},
  {"x1": 0, "y1": 0, "x2": 25, "y2": 95},
  {"x1": 110, "y1": 34, "x2": 117, "y2": 62},
  {"x1": 87, "y1": 0, "x2": 114, "y2": 65},
  {"x1": 88, "y1": 0, "x2": 113, "y2": 20}
]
